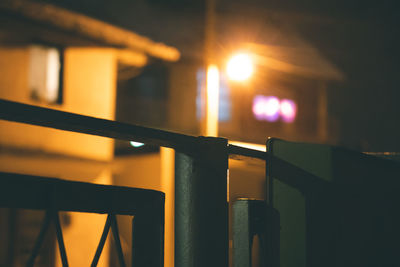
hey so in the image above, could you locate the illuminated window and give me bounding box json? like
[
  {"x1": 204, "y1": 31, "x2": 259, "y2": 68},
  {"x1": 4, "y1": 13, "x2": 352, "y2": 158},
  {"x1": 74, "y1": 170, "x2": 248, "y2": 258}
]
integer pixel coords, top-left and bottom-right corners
[
  {"x1": 29, "y1": 45, "x2": 63, "y2": 104},
  {"x1": 196, "y1": 68, "x2": 231, "y2": 122}
]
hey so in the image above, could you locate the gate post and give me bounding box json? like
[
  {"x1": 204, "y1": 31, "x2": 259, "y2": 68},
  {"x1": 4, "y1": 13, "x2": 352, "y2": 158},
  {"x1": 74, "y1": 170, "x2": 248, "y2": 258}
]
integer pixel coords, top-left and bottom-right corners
[{"x1": 175, "y1": 136, "x2": 229, "y2": 267}]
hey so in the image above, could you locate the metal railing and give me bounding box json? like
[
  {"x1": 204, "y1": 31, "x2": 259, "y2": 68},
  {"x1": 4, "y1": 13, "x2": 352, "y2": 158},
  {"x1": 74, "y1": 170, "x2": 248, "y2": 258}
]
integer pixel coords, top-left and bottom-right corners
[
  {"x1": 0, "y1": 99, "x2": 292, "y2": 266},
  {"x1": 0, "y1": 172, "x2": 164, "y2": 267},
  {"x1": 4, "y1": 99, "x2": 399, "y2": 267},
  {"x1": 0, "y1": 98, "x2": 321, "y2": 267}
]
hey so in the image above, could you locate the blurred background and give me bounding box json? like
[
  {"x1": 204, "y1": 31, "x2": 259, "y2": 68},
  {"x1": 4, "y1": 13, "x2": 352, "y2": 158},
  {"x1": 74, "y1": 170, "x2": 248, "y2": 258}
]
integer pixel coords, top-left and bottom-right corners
[
  {"x1": 27, "y1": 0, "x2": 400, "y2": 152},
  {"x1": 0, "y1": 0, "x2": 399, "y2": 266}
]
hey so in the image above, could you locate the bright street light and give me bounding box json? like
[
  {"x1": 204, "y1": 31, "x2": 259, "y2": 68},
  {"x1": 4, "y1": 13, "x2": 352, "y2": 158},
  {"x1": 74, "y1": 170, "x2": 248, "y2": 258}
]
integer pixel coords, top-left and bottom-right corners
[{"x1": 226, "y1": 52, "x2": 254, "y2": 82}]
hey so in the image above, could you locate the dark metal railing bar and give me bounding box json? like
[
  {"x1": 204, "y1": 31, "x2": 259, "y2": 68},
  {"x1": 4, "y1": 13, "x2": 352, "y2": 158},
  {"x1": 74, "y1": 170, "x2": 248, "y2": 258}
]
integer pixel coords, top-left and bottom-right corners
[
  {"x1": 0, "y1": 99, "x2": 196, "y2": 150},
  {"x1": 0, "y1": 100, "x2": 327, "y2": 193},
  {"x1": 0, "y1": 99, "x2": 269, "y2": 160},
  {"x1": 91, "y1": 214, "x2": 112, "y2": 267},
  {"x1": 110, "y1": 215, "x2": 126, "y2": 267},
  {"x1": 26, "y1": 210, "x2": 52, "y2": 267},
  {"x1": 0, "y1": 172, "x2": 165, "y2": 216},
  {"x1": 0, "y1": 99, "x2": 341, "y2": 267},
  {"x1": 0, "y1": 100, "x2": 287, "y2": 171},
  {"x1": 0, "y1": 99, "x2": 340, "y2": 190},
  {"x1": 53, "y1": 211, "x2": 69, "y2": 267},
  {"x1": 0, "y1": 172, "x2": 165, "y2": 267}
]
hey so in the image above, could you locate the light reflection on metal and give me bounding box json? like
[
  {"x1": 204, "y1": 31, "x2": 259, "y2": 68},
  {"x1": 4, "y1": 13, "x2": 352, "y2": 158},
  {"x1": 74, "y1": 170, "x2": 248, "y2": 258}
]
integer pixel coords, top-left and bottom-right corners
[
  {"x1": 130, "y1": 141, "x2": 145, "y2": 147},
  {"x1": 229, "y1": 141, "x2": 266, "y2": 152},
  {"x1": 226, "y1": 53, "x2": 254, "y2": 82},
  {"x1": 252, "y1": 95, "x2": 297, "y2": 123}
]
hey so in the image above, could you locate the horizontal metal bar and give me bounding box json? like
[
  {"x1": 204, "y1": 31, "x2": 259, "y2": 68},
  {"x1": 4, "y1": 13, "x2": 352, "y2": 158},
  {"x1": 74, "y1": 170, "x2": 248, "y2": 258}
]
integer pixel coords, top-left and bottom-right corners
[
  {"x1": 0, "y1": 99, "x2": 196, "y2": 150},
  {"x1": 228, "y1": 144, "x2": 267, "y2": 160},
  {"x1": 0, "y1": 172, "x2": 165, "y2": 215},
  {"x1": 0, "y1": 99, "x2": 274, "y2": 161},
  {"x1": 0, "y1": 99, "x2": 333, "y2": 192}
]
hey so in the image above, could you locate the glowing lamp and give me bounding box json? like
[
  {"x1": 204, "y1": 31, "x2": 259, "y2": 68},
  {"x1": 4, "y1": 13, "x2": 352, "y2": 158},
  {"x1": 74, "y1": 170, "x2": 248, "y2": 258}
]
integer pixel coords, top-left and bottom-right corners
[{"x1": 226, "y1": 53, "x2": 254, "y2": 81}]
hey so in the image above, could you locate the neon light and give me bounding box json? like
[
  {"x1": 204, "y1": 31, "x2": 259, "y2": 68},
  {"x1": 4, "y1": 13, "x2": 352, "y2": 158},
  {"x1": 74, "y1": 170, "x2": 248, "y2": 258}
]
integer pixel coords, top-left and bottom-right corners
[
  {"x1": 252, "y1": 95, "x2": 280, "y2": 122},
  {"x1": 264, "y1": 96, "x2": 280, "y2": 121},
  {"x1": 280, "y1": 99, "x2": 297, "y2": 123},
  {"x1": 252, "y1": 95, "x2": 297, "y2": 123}
]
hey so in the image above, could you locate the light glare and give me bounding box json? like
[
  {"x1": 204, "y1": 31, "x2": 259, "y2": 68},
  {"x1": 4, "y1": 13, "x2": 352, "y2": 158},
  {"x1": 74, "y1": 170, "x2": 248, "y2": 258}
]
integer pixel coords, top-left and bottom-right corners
[
  {"x1": 130, "y1": 141, "x2": 145, "y2": 148},
  {"x1": 226, "y1": 53, "x2": 254, "y2": 81}
]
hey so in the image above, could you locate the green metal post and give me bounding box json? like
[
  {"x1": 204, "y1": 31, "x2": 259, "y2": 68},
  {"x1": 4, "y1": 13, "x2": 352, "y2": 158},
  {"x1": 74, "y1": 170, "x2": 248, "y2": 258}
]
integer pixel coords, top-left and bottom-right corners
[{"x1": 175, "y1": 137, "x2": 229, "y2": 267}]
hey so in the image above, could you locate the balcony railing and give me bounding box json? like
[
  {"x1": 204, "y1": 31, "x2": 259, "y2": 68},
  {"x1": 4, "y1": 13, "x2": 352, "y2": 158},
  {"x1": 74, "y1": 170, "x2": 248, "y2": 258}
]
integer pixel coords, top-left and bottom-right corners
[
  {"x1": 1, "y1": 99, "x2": 400, "y2": 267},
  {"x1": 0, "y1": 172, "x2": 164, "y2": 267}
]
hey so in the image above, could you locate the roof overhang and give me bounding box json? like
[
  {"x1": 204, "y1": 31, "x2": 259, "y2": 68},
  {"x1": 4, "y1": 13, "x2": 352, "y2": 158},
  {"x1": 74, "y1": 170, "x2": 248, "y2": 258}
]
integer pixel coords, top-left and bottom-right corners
[{"x1": 0, "y1": 0, "x2": 180, "y2": 62}]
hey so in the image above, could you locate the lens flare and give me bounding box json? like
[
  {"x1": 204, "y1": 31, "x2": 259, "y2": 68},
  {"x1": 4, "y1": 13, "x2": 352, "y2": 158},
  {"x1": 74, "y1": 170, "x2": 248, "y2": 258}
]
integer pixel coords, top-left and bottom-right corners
[{"x1": 226, "y1": 53, "x2": 254, "y2": 81}]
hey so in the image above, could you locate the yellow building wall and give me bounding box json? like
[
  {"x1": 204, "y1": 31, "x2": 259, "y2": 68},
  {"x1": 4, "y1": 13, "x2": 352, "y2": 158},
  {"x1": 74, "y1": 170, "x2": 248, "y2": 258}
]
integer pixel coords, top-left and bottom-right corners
[
  {"x1": 112, "y1": 148, "x2": 175, "y2": 267},
  {"x1": 0, "y1": 47, "x2": 117, "y2": 266},
  {"x1": 0, "y1": 47, "x2": 117, "y2": 161},
  {"x1": 0, "y1": 47, "x2": 175, "y2": 266}
]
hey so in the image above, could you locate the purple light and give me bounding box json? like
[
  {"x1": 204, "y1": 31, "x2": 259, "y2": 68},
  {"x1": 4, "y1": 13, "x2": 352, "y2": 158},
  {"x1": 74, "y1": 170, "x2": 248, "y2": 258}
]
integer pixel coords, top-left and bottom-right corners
[
  {"x1": 280, "y1": 99, "x2": 297, "y2": 123},
  {"x1": 252, "y1": 95, "x2": 280, "y2": 122},
  {"x1": 252, "y1": 95, "x2": 297, "y2": 123},
  {"x1": 252, "y1": 95, "x2": 268, "y2": 120}
]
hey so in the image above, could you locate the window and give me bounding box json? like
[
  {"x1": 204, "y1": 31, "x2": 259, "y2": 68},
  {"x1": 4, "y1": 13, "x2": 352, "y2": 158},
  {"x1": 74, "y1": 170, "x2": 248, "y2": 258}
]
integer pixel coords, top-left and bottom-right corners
[
  {"x1": 28, "y1": 45, "x2": 63, "y2": 104},
  {"x1": 196, "y1": 68, "x2": 231, "y2": 122}
]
